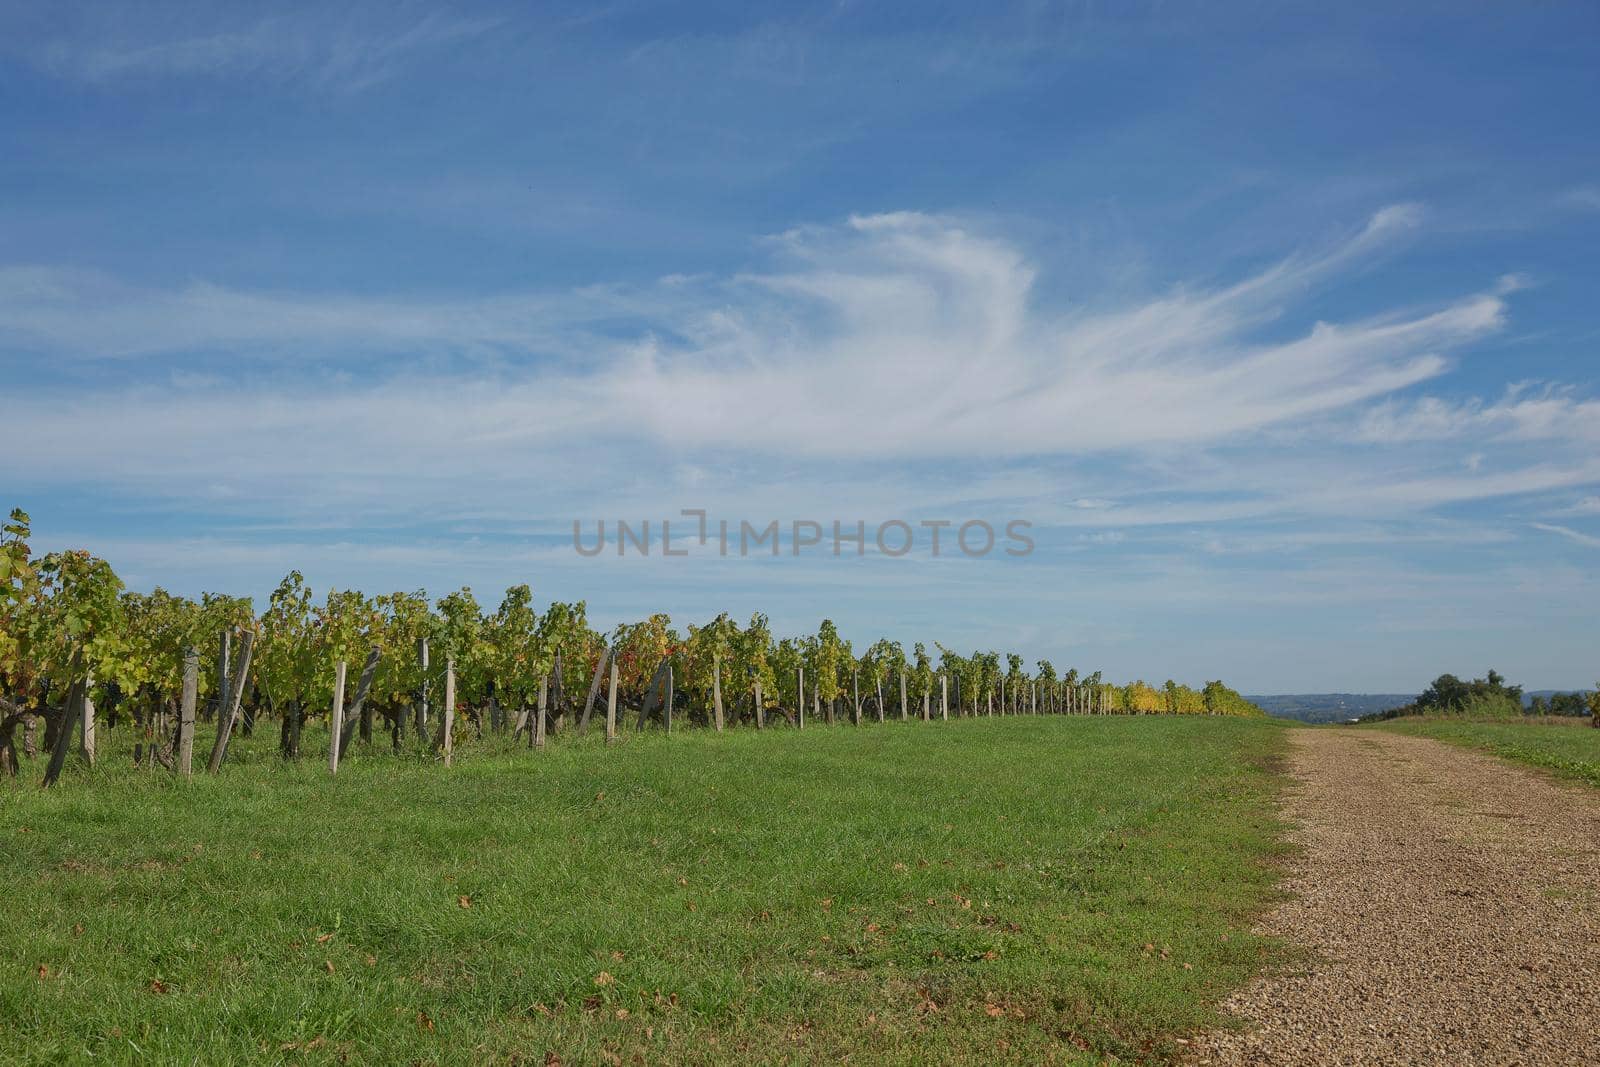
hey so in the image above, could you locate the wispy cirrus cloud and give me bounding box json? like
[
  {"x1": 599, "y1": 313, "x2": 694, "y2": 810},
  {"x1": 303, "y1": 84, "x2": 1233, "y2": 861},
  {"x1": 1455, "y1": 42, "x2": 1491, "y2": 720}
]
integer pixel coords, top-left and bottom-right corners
[
  {"x1": 1355, "y1": 382, "x2": 1600, "y2": 445},
  {"x1": 25, "y1": 7, "x2": 499, "y2": 93},
  {"x1": 1551, "y1": 496, "x2": 1600, "y2": 516},
  {"x1": 5, "y1": 206, "x2": 1596, "y2": 613},
  {"x1": 1, "y1": 207, "x2": 1511, "y2": 466},
  {"x1": 1531, "y1": 522, "x2": 1600, "y2": 549}
]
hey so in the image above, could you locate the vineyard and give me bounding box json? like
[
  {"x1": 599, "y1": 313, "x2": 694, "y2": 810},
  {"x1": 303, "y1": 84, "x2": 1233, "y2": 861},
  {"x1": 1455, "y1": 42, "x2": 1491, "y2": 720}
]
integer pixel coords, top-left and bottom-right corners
[{"x1": 0, "y1": 508, "x2": 1264, "y2": 785}]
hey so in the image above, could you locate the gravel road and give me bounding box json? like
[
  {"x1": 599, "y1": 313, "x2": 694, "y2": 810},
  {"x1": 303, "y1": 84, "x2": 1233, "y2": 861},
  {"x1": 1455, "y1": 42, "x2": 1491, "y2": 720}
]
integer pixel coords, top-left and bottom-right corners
[{"x1": 1191, "y1": 728, "x2": 1600, "y2": 1066}]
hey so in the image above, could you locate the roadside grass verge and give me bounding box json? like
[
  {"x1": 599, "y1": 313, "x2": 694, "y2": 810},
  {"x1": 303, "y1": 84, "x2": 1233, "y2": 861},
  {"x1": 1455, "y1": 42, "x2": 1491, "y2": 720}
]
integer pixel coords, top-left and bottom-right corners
[
  {"x1": 1375, "y1": 717, "x2": 1600, "y2": 789},
  {"x1": 1, "y1": 716, "x2": 1288, "y2": 1065}
]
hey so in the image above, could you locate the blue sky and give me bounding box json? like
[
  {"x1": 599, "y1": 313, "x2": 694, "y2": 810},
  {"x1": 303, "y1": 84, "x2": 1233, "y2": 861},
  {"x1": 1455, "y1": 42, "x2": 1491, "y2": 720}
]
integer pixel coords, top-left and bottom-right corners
[{"x1": 3, "y1": 1, "x2": 1598, "y2": 692}]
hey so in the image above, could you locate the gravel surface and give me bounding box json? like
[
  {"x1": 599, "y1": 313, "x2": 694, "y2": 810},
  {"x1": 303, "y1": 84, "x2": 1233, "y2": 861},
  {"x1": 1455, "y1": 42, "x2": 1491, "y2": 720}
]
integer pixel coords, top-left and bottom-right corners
[{"x1": 1191, "y1": 728, "x2": 1600, "y2": 1066}]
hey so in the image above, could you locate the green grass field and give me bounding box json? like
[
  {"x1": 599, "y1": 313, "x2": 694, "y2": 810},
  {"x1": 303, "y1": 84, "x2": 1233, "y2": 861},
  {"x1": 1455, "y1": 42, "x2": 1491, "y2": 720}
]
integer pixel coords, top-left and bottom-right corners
[
  {"x1": 1375, "y1": 717, "x2": 1600, "y2": 789},
  {"x1": 2, "y1": 716, "x2": 1288, "y2": 1065},
  {"x1": 1376, "y1": 713, "x2": 1600, "y2": 790}
]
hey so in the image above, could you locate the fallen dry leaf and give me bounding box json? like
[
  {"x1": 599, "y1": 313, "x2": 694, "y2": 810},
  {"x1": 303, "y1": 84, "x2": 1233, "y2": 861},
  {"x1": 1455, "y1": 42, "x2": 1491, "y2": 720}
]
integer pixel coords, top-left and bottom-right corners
[
  {"x1": 457, "y1": 895, "x2": 472, "y2": 909},
  {"x1": 594, "y1": 971, "x2": 615, "y2": 987},
  {"x1": 149, "y1": 978, "x2": 168, "y2": 994},
  {"x1": 316, "y1": 932, "x2": 335, "y2": 944},
  {"x1": 324, "y1": 960, "x2": 335, "y2": 975},
  {"x1": 985, "y1": 1003, "x2": 1004, "y2": 1018},
  {"x1": 416, "y1": 1011, "x2": 434, "y2": 1032}
]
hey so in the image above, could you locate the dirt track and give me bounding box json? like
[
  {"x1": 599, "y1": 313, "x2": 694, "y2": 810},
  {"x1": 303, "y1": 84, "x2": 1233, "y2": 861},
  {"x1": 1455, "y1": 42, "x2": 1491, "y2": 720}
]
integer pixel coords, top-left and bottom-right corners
[{"x1": 1191, "y1": 728, "x2": 1600, "y2": 1066}]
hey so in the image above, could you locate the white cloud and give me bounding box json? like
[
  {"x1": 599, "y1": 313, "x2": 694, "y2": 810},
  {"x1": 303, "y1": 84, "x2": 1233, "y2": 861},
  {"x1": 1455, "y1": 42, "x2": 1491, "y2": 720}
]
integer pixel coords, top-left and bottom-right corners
[
  {"x1": 3, "y1": 208, "x2": 1510, "y2": 469},
  {"x1": 1354, "y1": 383, "x2": 1600, "y2": 445},
  {"x1": 1530, "y1": 523, "x2": 1600, "y2": 549},
  {"x1": 5, "y1": 206, "x2": 1594, "y2": 551},
  {"x1": 1554, "y1": 496, "x2": 1600, "y2": 516},
  {"x1": 32, "y1": 9, "x2": 499, "y2": 92},
  {"x1": 1562, "y1": 186, "x2": 1600, "y2": 212}
]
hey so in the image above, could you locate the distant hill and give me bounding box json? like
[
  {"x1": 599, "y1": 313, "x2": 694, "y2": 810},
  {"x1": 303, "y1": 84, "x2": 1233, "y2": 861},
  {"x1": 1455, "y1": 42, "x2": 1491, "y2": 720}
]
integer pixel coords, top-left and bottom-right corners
[{"x1": 1247, "y1": 694, "x2": 1415, "y2": 724}]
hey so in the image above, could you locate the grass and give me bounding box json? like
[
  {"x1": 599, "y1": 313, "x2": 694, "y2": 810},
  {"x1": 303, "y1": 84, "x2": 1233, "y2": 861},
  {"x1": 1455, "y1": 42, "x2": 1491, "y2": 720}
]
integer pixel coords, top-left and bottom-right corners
[
  {"x1": 1, "y1": 715, "x2": 1289, "y2": 1065},
  {"x1": 1375, "y1": 717, "x2": 1600, "y2": 789}
]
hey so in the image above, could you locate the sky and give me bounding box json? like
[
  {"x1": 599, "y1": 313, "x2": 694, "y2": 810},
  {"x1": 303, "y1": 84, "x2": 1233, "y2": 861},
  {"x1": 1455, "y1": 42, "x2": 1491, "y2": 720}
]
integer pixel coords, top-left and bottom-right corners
[{"x1": 3, "y1": 1, "x2": 1598, "y2": 693}]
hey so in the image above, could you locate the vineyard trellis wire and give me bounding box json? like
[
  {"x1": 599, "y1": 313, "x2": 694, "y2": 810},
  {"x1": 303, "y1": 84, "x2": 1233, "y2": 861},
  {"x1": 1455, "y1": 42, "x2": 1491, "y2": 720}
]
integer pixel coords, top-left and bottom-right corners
[{"x1": 0, "y1": 508, "x2": 1265, "y2": 786}]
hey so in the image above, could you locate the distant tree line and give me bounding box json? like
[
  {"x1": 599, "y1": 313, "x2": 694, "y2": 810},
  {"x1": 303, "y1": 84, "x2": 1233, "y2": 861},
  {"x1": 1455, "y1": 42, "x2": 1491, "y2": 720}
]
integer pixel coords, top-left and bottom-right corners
[
  {"x1": 1359, "y1": 669, "x2": 1600, "y2": 726},
  {"x1": 1527, "y1": 692, "x2": 1597, "y2": 718}
]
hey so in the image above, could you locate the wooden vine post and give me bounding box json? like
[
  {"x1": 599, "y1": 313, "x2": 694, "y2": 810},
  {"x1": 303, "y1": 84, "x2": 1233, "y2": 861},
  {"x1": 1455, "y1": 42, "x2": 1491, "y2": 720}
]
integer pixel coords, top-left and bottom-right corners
[
  {"x1": 215, "y1": 628, "x2": 231, "y2": 723},
  {"x1": 416, "y1": 637, "x2": 429, "y2": 735},
  {"x1": 534, "y1": 673, "x2": 548, "y2": 750},
  {"x1": 336, "y1": 647, "x2": 382, "y2": 757},
  {"x1": 206, "y1": 629, "x2": 255, "y2": 774},
  {"x1": 940, "y1": 674, "x2": 949, "y2": 721},
  {"x1": 358, "y1": 645, "x2": 377, "y2": 743},
  {"x1": 899, "y1": 670, "x2": 907, "y2": 721},
  {"x1": 41, "y1": 668, "x2": 86, "y2": 789},
  {"x1": 664, "y1": 664, "x2": 674, "y2": 734},
  {"x1": 711, "y1": 653, "x2": 725, "y2": 732},
  {"x1": 605, "y1": 658, "x2": 618, "y2": 743},
  {"x1": 328, "y1": 659, "x2": 347, "y2": 775},
  {"x1": 177, "y1": 649, "x2": 198, "y2": 777},
  {"x1": 441, "y1": 657, "x2": 456, "y2": 766},
  {"x1": 551, "y1": 650, "x2": 564, "y2": 734},
  {"x1": 578, "y1": 647, "x2": 610, "y2": 735},
  {"x1": 796, "y1": 667, "x2": 805, "y2": 730},
  {"x1": 754, "y1": 679, "x2": 764, "y2": 729},
  {"x1": 79, "y1": 670, "x2": 96, "y2": 766}
]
